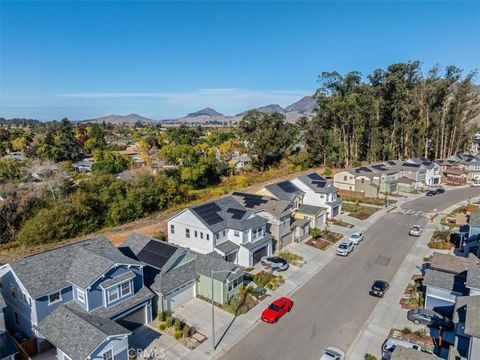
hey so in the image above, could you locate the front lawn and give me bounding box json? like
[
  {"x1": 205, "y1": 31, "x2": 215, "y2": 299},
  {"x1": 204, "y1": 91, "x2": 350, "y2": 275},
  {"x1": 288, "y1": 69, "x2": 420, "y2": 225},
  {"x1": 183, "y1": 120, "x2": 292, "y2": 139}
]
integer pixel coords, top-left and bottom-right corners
[
  {"x1": 427, "y1": 229, "x2": 454, "y2": 249},
  {"x1": 278, "y1": 250, "x2": 306, "y2": 266},
  {"x1": 253, "y1": 271, "x2": 285, "y2": 290},
  {"x1": 342, "y1": 202, "x2": 380, "y2": 220}
]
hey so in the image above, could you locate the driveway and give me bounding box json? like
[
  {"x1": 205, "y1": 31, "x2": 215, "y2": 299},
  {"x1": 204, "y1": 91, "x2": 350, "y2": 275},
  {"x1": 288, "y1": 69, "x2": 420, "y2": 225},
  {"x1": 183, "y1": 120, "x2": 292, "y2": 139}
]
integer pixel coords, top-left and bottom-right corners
[
  {"x1": 173, "y1": 298, "x2": 234, "y2": 338},
  {"x1": 220, "y1": 188, "x2": 473, "y2": 360}
]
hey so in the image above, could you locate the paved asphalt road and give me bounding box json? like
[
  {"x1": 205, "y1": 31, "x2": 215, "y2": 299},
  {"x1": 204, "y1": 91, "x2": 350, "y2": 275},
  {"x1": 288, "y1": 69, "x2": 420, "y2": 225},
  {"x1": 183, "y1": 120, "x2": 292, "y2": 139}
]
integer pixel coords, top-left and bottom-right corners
[{"x1": 220, "y1": 188, "x2": 479, "y2": 360}]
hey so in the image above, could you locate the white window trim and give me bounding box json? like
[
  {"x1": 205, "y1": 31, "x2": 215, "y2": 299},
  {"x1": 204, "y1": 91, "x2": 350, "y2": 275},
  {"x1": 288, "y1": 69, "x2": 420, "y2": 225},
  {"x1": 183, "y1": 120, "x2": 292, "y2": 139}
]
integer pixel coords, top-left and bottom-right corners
[
  {"x1": 107, "y1": 287, "x2": 119, "y2": 304},
  {"x1": 48, "y1": 291, "x2": 62, "y2": 305},
  {"x1": 120, "y1": 281, "x2": 132, "y2": 297},
  {"x1": 77, "y1": 288, "x2": 86, "y2": 303}
]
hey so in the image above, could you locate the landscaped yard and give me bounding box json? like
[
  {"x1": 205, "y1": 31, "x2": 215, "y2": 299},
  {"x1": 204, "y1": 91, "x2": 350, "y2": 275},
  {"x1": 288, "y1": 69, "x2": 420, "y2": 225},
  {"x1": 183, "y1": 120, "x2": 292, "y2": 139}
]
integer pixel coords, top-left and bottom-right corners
[
  {"x1": 278, "y1": 250, "x2": 306, "y2": 266},
  {"x1": 427, "y1": 229, "x2": 454, "y2": 249},
  {"x1": 156, "y1": 311, "x2": 207, "y2": 349},
  {"x1": 306, "y1": 229, "x2": 343, "y2": 250},
  {"x1": 389, "y1": 327, "x2": 434, "y2": 351},
  {"x1": 400, "y1": 276, "x2": 424, "y2": 309},
  {"x1": 342, "y1": 202, "x2": 380, "y2": 220},
  {"x1": 327, "y1": 218, "x2": 354, "y2": 228}
]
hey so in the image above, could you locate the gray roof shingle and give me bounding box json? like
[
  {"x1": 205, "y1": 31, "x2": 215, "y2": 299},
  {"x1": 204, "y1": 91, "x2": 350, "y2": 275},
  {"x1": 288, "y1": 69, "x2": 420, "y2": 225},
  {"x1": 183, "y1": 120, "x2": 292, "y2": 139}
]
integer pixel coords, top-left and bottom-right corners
[
  {"x1": 264, "y1": 180, "x2": 304, "y2": 203},
  {"x1": 231, "y1": 192, "x2": 292, "y2": 218},
  {"x1": 196, "y1": 252, "x2": 243, "y2": 282},
  {"x1": 120, "y1": 232, "x2": 152, "y2": 257},
  {"x1": 296, "y1": 172, "x2": 337, "y2": 194},
  {"x1": 466, "y1": 267, "x2": 480, "y2": 290},
  {"x1": 92, "y1": 286, "x2": 154, "y2": 319},
  {"x1": 36, "y1": 304, "x2": 130, "y2": 360},
  {"x1": 423, "y1": 268, "x2": 466, "y2": 293},
  {"x1": 242, "y1": 234, "x2": 273, "y2": 251},
  {"x1": 215, "y1": 240, "x2": 240, "y2": 255},
  {"x1": 157, "y1": 259, "x2": 197, "y2": 294},
  {"x1": 391, "y1": 346, "x2": 436, "y2": 360},
  {"x1": 10, "y1": 237, "x2": 141, "y2": 299},
  {"x1": 298, "y1": 204, "x2": 326, "y2": 215},
  {"x1": 99, "y1": 271, "x2": 136, "y2": 289}
]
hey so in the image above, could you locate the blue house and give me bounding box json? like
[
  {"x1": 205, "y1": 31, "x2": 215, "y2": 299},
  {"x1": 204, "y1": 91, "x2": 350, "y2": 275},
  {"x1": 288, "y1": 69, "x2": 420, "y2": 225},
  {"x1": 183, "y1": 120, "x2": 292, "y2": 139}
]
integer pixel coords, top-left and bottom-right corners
[
  {"x1": 0, "y1": 236, "x2": 154, "y2": 360},
  {"x1": 0, "y1": 291, "x2": 18, "y2": 360}
]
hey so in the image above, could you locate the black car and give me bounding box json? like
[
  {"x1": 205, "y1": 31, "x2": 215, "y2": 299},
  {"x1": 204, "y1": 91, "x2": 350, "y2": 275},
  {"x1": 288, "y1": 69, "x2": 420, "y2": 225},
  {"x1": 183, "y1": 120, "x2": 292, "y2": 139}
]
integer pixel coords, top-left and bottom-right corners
[
  {"x1": 434, "y1": 188, "x2": 445, "y2": 194},
  {"x1": 369, "y1": 280, "x2": 389, "y2": 297},
  {"x1": 426, "y1": 190, "x2": 436, "y2": 196}
]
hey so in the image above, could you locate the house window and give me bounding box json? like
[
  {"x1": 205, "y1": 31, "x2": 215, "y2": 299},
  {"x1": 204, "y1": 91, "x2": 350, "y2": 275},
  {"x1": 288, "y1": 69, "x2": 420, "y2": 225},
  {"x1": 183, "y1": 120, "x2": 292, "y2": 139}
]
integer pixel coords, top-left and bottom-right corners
[
  {"x1": 215, "y1": 233, "x2": 219, "y2": 240},
  {"x1": 107, "y1": 287, "x2": 119, "y2": 303},
  {"x1": 344, "y1": 175, "x2": 347, "y2": 181},
  {"x1": 14, "y1": 312, "x2": 19, "y2": 326},
  {"x1": 121, "y1": 281, "x2": 131, "y2": 297},
  {"x1": 186, "y1": 229, "x2": 190, "y2": 238},
  {"x1": 170, "y1": 224, "x2": 175, "y2": 234},
  {"x1": 194, "y1": 230, "x2": 198, "y2": 237},
  {"x1": 48, "y1": 291, "x2": 61, "y2": 305},
  {"x1": 103, "y1": 349, "x2": 113, "y2": 360},
  {"x1": 77, "y1": 289, "x2": 86, "y2": 303},
  {"x1": 206, "y1": 234, "x2": 210, "y2": 240},
  {"x1": 234, "y1": 231, "x2": 239, "y2": 237},
  {"x1": 223, "y1": 230, "x2": 226, "y2": 237},
  {"x1": 200, "y1": 232, "x2": 203, "y2": 239},
  {"x1": 10, "y1": 284, "x2": 16, "y2": 299}
]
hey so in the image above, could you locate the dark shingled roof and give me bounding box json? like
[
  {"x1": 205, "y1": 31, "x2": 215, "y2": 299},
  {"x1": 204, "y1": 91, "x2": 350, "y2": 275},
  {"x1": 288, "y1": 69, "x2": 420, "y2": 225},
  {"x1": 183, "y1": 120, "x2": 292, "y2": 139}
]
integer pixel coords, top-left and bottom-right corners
[
  {"x1": 423, "y1": 268, "x2": 466, "y2": 293},
  {"x1": 196, "y1": 252, "x2": 243, "y2": 282},
  {"x1": 298, "y1": 204, "x2": 326, "y2": 215},
  {"x1": 189, "y1": 195, "x2": 267, "y2": 234},
  {"x1": 215, "y1": 240, "x2": 240, "y2": 255},
  {"x1": 10, "y1": 237, "x2": 142, "y2": 299},
  {"x1": 36, "y1": 304, "x2": 130, "y2": 360},
  {"x1": 430, "y1": 252, "x2": 479, "y2": 274},
  {"x1": 99, "y1": 271, "x2": 136, "y2": 289},
  {"x1": 92, "y1": 286, "x2": 154, "y2": 319},
  {"x1": 296, "y1": 172, "x2": 337, "y2": 194},
  {"x1": 231, "y1": 192, "x2": 292, "y2": 218},
  {"x1": 391, "y1": 346, "x2": 436, "y2": 360},
  {"x1": 469, "y1": 212, "x2": 480, "y2": 228},
  {"x1": 264, "y1": 180, "x2": 304, "y2": 203},
  {"x1": 466, "y1": 267, "x2": 480, "y2": 290}
]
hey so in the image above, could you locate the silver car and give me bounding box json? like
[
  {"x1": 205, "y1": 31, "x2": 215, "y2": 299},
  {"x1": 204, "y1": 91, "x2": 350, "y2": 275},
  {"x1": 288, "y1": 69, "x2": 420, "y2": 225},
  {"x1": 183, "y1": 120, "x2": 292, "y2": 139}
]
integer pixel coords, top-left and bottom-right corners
[
  {"x1": 409, "y1": 225, "x2": 422, "y2": 237},
  {"x1": 260, "y1": 256, "x2": 289, "y2": 271},
  {"x1": 320, "y1": 346, "x2": 345, "y2": 360},
  {"x1": 336, "y1": 240, "x2": 354, "y2": 256},
  {"x1": 349, "y1": 231, "x2": 364, "y2": 245}
]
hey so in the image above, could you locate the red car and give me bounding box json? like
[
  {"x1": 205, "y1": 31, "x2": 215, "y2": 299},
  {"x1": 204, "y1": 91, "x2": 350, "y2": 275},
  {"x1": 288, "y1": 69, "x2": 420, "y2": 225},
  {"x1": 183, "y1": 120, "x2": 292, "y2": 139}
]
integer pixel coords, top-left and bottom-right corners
[{"x1": 261, "y1": 297, "x2": 293, "y2": 323}]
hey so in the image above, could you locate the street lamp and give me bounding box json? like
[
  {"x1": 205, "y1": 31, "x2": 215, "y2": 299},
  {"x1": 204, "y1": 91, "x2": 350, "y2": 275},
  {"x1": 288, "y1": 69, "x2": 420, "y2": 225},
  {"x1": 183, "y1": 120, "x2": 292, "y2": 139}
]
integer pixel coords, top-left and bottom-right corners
[{"x1": 211, "y1": 268, "x2": 241, "y2": 351}]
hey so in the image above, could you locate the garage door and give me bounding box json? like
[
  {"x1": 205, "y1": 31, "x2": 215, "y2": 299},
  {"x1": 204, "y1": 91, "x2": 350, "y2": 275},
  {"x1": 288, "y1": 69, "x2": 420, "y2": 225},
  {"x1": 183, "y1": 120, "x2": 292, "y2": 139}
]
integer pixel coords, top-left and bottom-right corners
[
  {"x1": 116, "y1": 306, "x2": 146, "y2": 331},
  {"x1": 165, "y1": 282, "x2": 195, "y2": 310},
  {"x1": 252, "y1": 246, "x2": 269, "y2": 265}
]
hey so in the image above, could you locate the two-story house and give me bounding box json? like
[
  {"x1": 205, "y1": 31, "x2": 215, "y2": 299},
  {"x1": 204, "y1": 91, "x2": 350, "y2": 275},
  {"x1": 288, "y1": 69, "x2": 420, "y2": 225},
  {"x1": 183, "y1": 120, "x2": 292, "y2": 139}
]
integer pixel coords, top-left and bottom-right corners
[
  {"x1": 291, "y1": 172, "x2": 342, "y2": 218},
  {"x1": 167, "y1": 196, "x2": 273, "y2": 267},
  {"x1": 407, "y1": 157, "x2": 442, "y2": 186},
  {"x1": 231, "y1": 191, "x2": 294, "y2": 251},
  {"x1": 1, "y1": 236, "x2": 154, "y2": 360},
  {"x1": 423, "y1": 252, "x2": 479, "y2": 313},
  {"x1": 448, "y1": 154, "x2": 480, "y2": 181},
  {"x1": 257, "y1": 180, "x2": 304, "y2": 210}
]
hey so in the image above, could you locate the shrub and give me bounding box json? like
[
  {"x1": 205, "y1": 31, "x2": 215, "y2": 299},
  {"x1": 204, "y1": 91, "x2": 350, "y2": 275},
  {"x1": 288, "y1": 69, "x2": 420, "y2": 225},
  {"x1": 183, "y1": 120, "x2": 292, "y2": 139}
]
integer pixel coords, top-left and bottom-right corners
[
  {"x1": 158, "y1": 322, "x2": 167, "y2": 331},
  {"x1": 270, "y1": 278, "x2": 277, "y2": 285},
  {"x1": 310, "y1": 227, "x2": 321, "y2": 239},
  {"x1": 266, "y1": 283, "x2": 273, "y2": 290},
  {"x1": 253, "y1": 271, "x2": 275, "y2": 287},
  {"x1": 401, "y1": 327, "x2": 412, "y2": 335},
  {"x1": 183, "y1": 325, "x2": 190, "y2": 338},
  {"x1": 174, "y1": 330, "x2": 182, "y2": 340},
  {"x1": 157, "y1": 310, "x2": 169, "y2": 322},
  {"x1": 153, "y1": 230, "x2": 166, "y2": 241},
  {"x1": 365, "y1": 355, "x2": 377, "y2": 360},
  {"x1": 322, "y1": 167, "x2": 333, "y2": 178},
  {"x1": 165, "y1": 316, "x2": 173, "y2": 328},
  {"x1": 174, "y1": 318, "x2": 182, "y2": 332},
  {"x1": 414, "y1": 328, "x2": 429, "y2": 339}
]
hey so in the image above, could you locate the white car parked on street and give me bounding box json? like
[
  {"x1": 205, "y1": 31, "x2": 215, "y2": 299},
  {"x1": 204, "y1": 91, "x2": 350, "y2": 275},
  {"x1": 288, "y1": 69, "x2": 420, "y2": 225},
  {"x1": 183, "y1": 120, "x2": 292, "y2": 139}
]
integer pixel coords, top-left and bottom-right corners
[
  {"x1": 336, "y1": 240, "x2": 354, "y2": 256},
  {"x1": 349, "y1": 231, "x2": 364, "y2": 245},
  {"x1": 320, "y1": 347, "x2": 345, "y2": 360}
]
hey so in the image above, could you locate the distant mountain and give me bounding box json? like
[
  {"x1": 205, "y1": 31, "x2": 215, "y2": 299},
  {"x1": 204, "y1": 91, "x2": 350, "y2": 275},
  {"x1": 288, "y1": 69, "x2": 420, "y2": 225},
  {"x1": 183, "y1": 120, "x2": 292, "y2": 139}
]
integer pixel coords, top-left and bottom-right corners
[
  {"x1": 186, "y1": 108, "x2": 224, "y2": 117},
  {"x1": 285, "y1": 96, "x2": 316, "y2": 114},
  {"x1": 80, "y1": 113, "x2": 157, "y2": 125}
]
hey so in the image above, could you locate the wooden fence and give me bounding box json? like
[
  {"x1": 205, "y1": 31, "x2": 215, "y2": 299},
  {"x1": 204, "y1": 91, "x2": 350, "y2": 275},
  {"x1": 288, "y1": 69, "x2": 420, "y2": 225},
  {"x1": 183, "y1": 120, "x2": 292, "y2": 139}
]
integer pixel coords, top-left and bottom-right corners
[{"x1": 337, "y1": 189, "x2": 365, "y2": 198}]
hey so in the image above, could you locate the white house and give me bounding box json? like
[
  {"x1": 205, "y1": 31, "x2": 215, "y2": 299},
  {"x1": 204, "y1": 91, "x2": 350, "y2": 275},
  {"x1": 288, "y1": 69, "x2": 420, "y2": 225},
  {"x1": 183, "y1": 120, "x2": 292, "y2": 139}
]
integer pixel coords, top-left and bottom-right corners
[
  {"x1": 167, "y1": 196, "x2": 273, "y2": 267},
  {"x1": 291, "y1": 172, "x2": 342, "y2": 219},
  {"x1": 407, "y1": 158, "x2": 441, "y2": 186}
]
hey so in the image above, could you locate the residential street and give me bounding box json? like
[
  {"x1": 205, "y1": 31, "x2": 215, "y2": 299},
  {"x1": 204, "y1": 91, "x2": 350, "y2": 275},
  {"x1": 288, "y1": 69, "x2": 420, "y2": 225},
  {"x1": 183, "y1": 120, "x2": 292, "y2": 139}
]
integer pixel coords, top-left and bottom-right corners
[{"x1": 220, "y1": 188, "x2": 478, "y2": 360}]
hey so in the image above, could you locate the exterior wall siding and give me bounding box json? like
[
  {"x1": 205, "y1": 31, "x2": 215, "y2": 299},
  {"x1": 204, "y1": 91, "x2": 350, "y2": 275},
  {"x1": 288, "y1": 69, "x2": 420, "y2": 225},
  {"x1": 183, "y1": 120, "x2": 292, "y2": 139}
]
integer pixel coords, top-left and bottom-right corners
[
  {"x1": 196, "y1": 275, "x2": 225, "y2": 304},
  {"x1": 89, "y1": 335, "x2": 129, "y2": 360},
  {"x1": 168, "y1": 210, "x2": 214, "y2": 253},
  {"x1": 35, "y1": 286, "x2": 73, "y2": 324}
]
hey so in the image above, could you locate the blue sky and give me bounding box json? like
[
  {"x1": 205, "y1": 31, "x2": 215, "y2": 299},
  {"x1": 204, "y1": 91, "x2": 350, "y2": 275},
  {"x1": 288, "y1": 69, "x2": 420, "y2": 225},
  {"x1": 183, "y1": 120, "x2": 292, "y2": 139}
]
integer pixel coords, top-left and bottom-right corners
[{"x1": 1, "y1": 1, "x2": 479, "y2": 121}]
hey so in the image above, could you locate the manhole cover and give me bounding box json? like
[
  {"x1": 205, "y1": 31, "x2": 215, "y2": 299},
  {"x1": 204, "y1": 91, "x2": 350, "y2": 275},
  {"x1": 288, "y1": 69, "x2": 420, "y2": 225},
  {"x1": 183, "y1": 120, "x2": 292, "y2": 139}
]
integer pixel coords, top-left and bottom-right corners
[{"x1": 375, "y1": 256, "x2": 391, "y2": 266}]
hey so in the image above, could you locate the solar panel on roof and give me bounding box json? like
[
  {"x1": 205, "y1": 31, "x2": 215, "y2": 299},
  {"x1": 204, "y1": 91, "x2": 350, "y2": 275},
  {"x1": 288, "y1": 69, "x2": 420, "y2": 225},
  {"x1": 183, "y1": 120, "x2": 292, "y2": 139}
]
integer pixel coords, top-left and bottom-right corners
[
  {"x1": 306, "y1": 173, "x2": 324, "y2": 181},
  {"x1": 387, "y1": 161, "x2": 396, "y2": 165},
  {"x1": 311, "y1": 180, "x2": 327, "y2": 188},
  {"x1": 137, "y1": 240, "x2": 177, "y2": 269},
  {"x1": 226, "y1": 208, "x2": 246, "y2": 220},
  {"x1": 193, "y1": 202, "x2": 224, "y2": 225},
  {"x1": 277, "y1": 181, "x2": 299, "y2": 193},
  {"x1": 355, "y1": 167, "x2": 372, "y2": 173}
]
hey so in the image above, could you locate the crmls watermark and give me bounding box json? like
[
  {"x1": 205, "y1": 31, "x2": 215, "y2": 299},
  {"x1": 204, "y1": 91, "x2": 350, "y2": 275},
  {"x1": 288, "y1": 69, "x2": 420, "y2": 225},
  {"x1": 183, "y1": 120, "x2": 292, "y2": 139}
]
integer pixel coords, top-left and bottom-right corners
[{"x1": 128, "y1": 347, "x2": 166, "y2": 359}]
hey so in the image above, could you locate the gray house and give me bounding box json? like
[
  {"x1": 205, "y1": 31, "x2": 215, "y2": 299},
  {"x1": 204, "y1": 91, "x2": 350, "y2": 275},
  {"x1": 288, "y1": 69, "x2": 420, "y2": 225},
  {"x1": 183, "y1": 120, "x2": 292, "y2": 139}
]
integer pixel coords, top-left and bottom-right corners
[
  {"x1": 1, "y1": 236, "x2": 154, "y2": 360},
  {"x1": 120, "y1": 233, "x2": 244, "y2": 311},
  {"x1": 231, "y1": 191, "x2": 294, "y2": 252}
]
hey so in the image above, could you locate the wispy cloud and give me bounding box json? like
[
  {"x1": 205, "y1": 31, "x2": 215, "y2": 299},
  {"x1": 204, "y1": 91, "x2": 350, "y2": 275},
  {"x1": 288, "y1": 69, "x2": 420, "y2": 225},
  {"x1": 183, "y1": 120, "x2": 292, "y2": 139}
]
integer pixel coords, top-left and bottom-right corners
[{"x1": 59, "y1": 88, "x2": 313, "y2": 110}]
